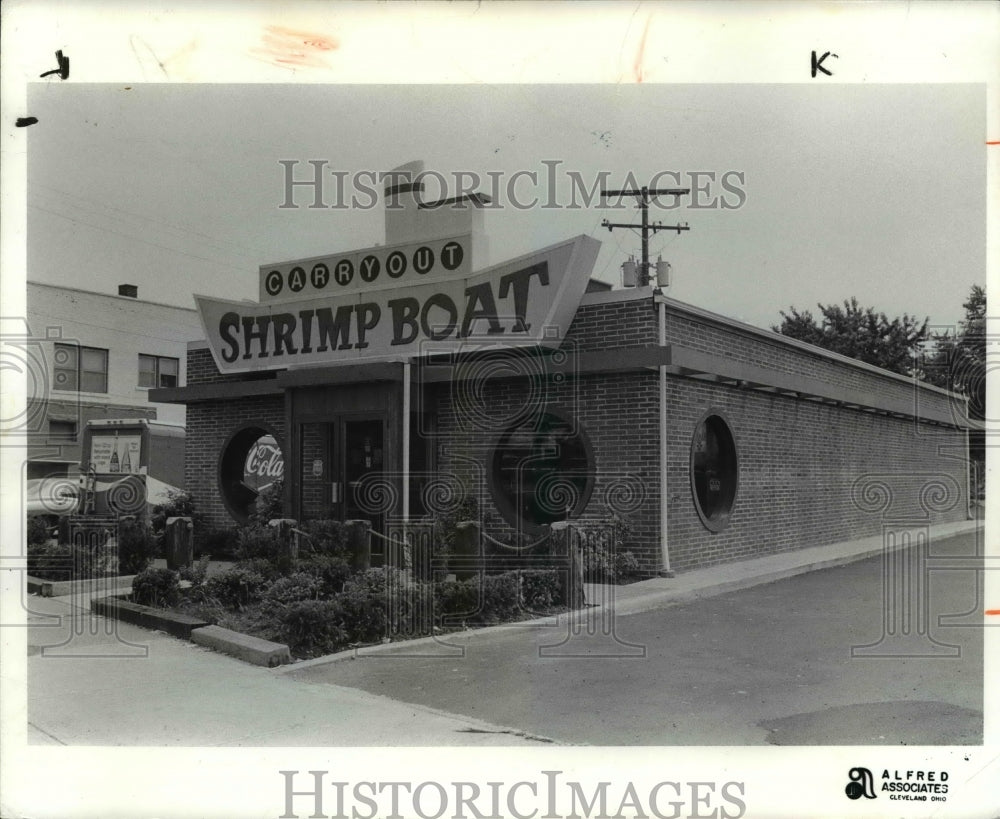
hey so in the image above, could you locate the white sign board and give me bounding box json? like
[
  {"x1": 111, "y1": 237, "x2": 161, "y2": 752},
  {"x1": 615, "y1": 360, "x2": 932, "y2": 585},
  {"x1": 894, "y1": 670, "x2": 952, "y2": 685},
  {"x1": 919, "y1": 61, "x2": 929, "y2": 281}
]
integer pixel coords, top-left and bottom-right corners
[
  {"x1": 198, "y1": 235, "x2": 600, "y2": 374},
  {"x1": 259, "y1": 234, "x2": 471, "y2": 304},
  {"x1": 90, "y1": 434, "x2": 141, "y2": 474}
]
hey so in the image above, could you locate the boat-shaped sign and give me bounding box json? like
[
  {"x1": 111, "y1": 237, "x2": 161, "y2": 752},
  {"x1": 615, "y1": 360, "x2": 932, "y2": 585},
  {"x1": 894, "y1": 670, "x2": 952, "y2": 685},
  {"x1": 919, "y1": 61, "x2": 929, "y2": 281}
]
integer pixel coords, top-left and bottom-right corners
[{"x1": 196, "y1": 234, "x2": 600, "y2": 374}]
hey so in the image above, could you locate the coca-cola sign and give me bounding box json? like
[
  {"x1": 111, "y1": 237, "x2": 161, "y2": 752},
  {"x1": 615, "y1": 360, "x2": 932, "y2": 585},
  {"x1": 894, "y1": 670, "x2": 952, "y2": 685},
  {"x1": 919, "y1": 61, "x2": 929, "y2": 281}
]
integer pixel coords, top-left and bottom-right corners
[{"x1": 244, "y1": 436, "x2": 284, "y2": 489}]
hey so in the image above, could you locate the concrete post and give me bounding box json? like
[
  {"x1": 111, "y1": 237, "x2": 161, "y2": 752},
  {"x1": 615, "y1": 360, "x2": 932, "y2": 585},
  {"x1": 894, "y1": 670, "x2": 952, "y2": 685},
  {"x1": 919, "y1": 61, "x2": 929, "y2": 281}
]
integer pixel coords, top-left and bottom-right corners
[
  {"x1": 550, "y1": 521, "x2": 585, "y2": 609},
  {"x1": 164, "y1": 516, "x2": 194, "y2": 570},
  {"x1": 268, "y1": 518, "x2": 298, "y2": 561},
  {"x1": 451, "y1": 520, "x2": 480, "y2": 580},
  {"x1": 345, "y1": 519, "x2": 371, "y2": 571}
]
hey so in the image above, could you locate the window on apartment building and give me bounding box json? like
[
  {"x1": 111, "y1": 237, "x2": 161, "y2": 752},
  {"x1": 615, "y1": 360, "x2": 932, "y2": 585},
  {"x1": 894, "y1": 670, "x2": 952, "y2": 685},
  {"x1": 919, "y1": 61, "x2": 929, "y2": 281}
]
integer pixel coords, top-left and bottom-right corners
[
  {"x1": 489, "y1": 411, "x2": 593, "y2": 530},
  {"x1": 138, "y1": 354, "x2": 179, "y2": 388},
  {"x1": 690, "y1": 411, "x2": 738, "y2": 532},
  {"x1": 53, "y1": 343, "x2": 108, "y2": 393},
  {"x1": 48, "y1": 420, "x2": 76, "y2": 440}
]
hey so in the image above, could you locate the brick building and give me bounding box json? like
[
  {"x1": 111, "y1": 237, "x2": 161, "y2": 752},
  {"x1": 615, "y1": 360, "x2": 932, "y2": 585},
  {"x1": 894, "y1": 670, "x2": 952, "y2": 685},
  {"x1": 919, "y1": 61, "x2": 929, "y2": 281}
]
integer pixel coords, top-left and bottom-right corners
[
  {"x1": 25, "y1": 281, "x2": 202, "y2": 481},
  {"x1": 153, "y1": 163, "x2": 972, "y2": 575}
]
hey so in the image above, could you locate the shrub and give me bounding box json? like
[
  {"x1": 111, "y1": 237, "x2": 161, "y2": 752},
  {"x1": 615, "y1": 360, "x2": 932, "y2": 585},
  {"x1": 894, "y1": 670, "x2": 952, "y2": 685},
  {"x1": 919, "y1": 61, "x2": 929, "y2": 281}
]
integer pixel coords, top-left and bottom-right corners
[
  {"x1": 519, "y1": 569, "x2": 563, "y2": 611},
  {"x1": 248, "y1": 479, "x2": 284, "y2": 526},
  {"x1": 479, "y1": 573, "x2": 520, "y2": 623},
  {"x1": 434, "y1": 578, "x2": 480, "y2": 621},
  {"x1": 338, "y1": 569, "x2": 395, "y2": 644},
  {"x1": 295, "y1": 553, "x2": 352, "y2": 596},
  {"x1": 434, "y1": 495, "x2": 479, "y2": 559},
  {"x1": 199, "y1": 526, "x2": 239, "y2": 558},
  {"x1": 579, "y1": 515, "x2": 641, "y2": 583},
  {"x1": 297, "y1": 518, "x2": 349, "y2": 558},
  {"x1": 27, "y1": 515, "x2": 55, "y2": 546},
  {"x1": 234, "y1": 523, "x2": 293, "y2": 573},
  {"x1": 150, "y1": 490, "x2": 204, "y2": 539},
  {"x1": 433, "y1": 571, "x2": 522, "y2": 624},
  {"x1": 279, "y1": 599, "x2": 348, "y2": 658},
  {"x1": 116, "y1": 517, "x2": 158, "y2": 575},
  {"x1": 26, "y1": 541, "x2": 73, "y2": 580},
  {"x1": 203, "y1": 565, "x2": 269, "y2": 610},
  {"x1": 132, "y1": 567, "x2": 181, "y2": 608},
  {"x1": 235, "y1": 557, "x2": 282, "y2": 583},
  {"x1": 178, "y1": 553, "x2": 211, "y2": 586},
  {"x1": 263, "y1": 572, "x2": 323, "y2": 607}
]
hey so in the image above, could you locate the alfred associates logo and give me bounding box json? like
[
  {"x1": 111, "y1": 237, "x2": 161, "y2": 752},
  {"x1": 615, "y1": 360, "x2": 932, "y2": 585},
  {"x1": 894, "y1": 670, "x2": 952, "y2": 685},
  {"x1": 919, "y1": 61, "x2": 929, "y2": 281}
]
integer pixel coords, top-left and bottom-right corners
[
  {"x1": 845, "y1": 768, "x2": 877, "y2": 800},
  {"x1": 845, "y1": 767, "x2": 950, "y2": 804}
]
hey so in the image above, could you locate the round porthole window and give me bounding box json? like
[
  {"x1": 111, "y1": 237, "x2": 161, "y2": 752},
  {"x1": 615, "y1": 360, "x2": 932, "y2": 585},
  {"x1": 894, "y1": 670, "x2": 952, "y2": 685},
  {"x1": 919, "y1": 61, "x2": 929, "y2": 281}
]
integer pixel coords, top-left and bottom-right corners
[
  {"x1": 490, "y1": 412, "x2": 593, "y2": 531},
  {"x1": 690, "y1": 412, "x2": 738, "y2": 532},
  {"x1": 219, "y1": 425, "x2": 284, "y2": 524}
]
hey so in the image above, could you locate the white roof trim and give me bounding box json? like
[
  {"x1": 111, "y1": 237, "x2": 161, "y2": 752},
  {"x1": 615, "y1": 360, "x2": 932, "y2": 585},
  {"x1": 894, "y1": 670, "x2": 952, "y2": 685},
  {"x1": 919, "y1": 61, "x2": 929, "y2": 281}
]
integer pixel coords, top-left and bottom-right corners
[{"x1": 654, "y1": 294, "x2": 962, "y2": 400}]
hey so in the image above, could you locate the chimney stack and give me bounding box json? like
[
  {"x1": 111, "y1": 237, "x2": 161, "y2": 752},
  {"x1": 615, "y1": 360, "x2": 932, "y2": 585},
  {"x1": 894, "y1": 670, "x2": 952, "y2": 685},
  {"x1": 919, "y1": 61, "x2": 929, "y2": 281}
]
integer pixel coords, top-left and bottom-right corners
[{"x1": 118, "y1": 284, "x2": 138, "y2": 298}]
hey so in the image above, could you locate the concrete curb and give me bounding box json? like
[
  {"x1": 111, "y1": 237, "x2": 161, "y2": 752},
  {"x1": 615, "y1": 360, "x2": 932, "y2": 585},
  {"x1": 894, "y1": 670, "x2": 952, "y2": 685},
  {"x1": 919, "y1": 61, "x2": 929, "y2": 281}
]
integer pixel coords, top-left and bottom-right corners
[
  {"x1": 89, "y1": 594, "x2": 294, "y2": 666},
  {"x1": 191, "y1": 625, "x2": 291, "y2": 667},
  {"x1": 90, "y1": 595, "x2": 211, "y2": 640},
  {"x1": 28, "y1": 574, "x2": 136, "y2": 598}
]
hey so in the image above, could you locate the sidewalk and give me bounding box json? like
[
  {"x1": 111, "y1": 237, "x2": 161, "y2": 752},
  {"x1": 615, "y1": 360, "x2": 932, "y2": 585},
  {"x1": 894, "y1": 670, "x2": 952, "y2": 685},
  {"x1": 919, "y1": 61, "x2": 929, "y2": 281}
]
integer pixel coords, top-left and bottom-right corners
[
  {"x1": 25, "y1": 517, "x2": 981, "y2": 745},
  {"x1": 283, "y1": 516, "x2": 983, "y2": 672}
]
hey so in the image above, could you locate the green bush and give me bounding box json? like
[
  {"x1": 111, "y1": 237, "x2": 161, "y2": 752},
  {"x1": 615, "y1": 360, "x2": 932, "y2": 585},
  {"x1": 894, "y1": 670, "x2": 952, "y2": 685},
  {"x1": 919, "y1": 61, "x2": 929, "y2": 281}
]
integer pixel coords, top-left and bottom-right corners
[
  {"x1": 234, "y1": 523, "x2": 293, "y2": 573},
  {"x1": 434, "y1": 578, "x2": 480, "y2": 620},
  {"x1": 132, "y1": 567, "x2": 181, "y2": 608},
  {"x1": 579, "y1": 516, "x2": 641, "y2": 583},
  {"x1": 27, "y1": 516, "x2": 55, "y2": 546},
  {"x1": 178, "y1": 553, "x2": 211, "y2": 586},
  {"x1": 234, "y1": 557, "x2": 282, "y2": 583},
  {"x1": 519, "y1": 569, "x2": 563, "y2": 611},
  {"x1": 294, "y1": 553, "x2": 352, "y2": 596},
  {"x1": 26, "y1": 541, "x2": 73, "y2": 580},
  {"x1": 338, "y1": 570, "x2": 392, "y2": 644},
  {"x1": 150, "y1": 490, "x2": 204, "y2": 540},
  {"x1": 279, "y1": 599, "x2": 348, "y2": 658},
  {"x1": 203, "y1": 565, "x2": 269, "y2": 610},
  {"x1": 116, "y1": 517, "x2": 157, "y2": 575},
  {"x1": 199, "y1": 527, "x2": 239, "y2": 558},
  {"x1": 479, "y1": 573, "x2": 520, "y2": 623},
  {"x1": 248, "y1": 479, "x2": 285, "y2": 526},
  {"x1": 297, "y1": 518, "x2": 350, "y2": 557},
  {"x1": 263, "y1": 572, "x2": 322, "y2": 607}
]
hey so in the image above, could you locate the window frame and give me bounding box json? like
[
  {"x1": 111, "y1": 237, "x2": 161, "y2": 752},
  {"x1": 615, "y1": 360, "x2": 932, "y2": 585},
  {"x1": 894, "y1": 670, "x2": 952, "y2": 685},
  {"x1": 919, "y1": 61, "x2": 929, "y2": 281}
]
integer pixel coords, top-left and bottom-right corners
[
  {"x1": 488, "y1": 408, "x2": 595, "y2": 533},
  {"x1": 138, "y1": 354, "x2": 180, "y2": 389},
  {"x1": 689, "y1": 408, "x2": 739, "y2": 533},
  {"x1": 53, "y1": 343, "x2": 108, "y2": 393}
]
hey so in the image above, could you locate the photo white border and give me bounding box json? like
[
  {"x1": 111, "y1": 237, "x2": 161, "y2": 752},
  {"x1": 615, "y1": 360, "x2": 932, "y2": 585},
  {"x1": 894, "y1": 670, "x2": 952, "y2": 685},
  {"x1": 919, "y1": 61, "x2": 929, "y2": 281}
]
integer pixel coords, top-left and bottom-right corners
[{"x1": 2, "y1": 2, "x2": 997, "y2": 818}]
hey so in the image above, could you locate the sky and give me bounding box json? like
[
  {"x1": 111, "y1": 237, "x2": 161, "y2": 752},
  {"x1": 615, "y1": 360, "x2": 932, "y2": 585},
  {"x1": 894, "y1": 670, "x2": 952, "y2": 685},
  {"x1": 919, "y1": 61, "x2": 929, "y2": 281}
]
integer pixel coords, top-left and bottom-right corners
[{"x1": 26, "y1": 82, "x2": 986, "y2": 333}]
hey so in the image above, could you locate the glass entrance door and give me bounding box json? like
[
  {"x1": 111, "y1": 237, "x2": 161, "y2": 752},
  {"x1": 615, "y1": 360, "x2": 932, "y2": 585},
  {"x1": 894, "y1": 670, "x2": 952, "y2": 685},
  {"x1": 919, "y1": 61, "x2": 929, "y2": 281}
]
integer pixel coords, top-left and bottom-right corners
[{"x1": 329, "y1": 416, "x2": 386, "y2": 534}]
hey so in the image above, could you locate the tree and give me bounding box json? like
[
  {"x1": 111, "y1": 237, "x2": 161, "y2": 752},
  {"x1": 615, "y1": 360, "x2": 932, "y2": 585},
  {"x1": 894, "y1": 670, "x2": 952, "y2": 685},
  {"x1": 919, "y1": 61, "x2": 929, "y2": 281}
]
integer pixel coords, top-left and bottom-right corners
[
  {"x1": 924, "y1": 284, "x2": 985, "y2": 402},
  {"x1": 772, "y1": 298, "x2": 930, "y2": 377},
  {"x1": 924, "y1": 285, "x2": 986, "y2": 488}
]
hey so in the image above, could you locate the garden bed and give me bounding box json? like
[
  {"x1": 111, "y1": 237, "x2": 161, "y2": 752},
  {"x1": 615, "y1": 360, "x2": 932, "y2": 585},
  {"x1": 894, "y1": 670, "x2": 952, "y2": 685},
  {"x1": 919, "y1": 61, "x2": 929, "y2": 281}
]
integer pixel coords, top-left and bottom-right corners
[{"x1": 137, "y1": 558, "x2": 572, "y2": 661}]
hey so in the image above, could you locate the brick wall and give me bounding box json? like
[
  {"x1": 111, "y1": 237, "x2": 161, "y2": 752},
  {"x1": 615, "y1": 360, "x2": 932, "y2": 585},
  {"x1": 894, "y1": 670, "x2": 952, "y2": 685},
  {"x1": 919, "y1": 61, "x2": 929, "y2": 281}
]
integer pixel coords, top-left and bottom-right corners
[
  {"x1": 186, "y1": 346, "x2": 281, "y2": 386},
  {"x1": 180, "y1": 297, "x2": 968, "y2": 570},
  {"x1": 184, "y1": 394, "x2": 285, "y2": 530},
  {"x1": 663, "y1": 378, "x2": 967, "y2": 572}
]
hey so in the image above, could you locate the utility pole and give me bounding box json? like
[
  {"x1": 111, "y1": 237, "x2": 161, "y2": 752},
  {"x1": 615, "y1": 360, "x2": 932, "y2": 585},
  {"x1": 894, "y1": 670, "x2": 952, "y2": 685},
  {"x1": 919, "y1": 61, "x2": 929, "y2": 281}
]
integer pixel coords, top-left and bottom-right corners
[{"x1": 601, "y1": 186, "x2": 691, "y2": 287}]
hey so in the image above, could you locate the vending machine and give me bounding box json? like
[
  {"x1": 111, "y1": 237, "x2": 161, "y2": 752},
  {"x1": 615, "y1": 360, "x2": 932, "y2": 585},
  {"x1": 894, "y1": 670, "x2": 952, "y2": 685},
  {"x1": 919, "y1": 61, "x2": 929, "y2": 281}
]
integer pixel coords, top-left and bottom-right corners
[{"x1": 79, "y1": 418, "x2": 185, "y2": 517}]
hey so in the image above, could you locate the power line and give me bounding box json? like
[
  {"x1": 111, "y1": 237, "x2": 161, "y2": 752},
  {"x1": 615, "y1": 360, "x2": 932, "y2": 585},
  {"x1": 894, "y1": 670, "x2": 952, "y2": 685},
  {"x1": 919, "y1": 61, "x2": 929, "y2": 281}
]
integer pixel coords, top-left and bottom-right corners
[{"x1": 600, "y1": 186, "x2": 691, "y2": 287}]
